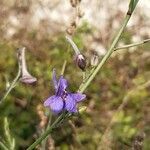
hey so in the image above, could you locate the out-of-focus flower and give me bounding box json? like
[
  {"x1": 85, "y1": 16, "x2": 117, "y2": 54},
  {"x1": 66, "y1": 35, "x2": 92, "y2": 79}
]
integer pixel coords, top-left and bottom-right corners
[
  {"x1": 18, "y1": 47, "x2": 37, "y2": 84},
  {"x1": 44, "y1": 69, "x2": 86, "y2": 114}
]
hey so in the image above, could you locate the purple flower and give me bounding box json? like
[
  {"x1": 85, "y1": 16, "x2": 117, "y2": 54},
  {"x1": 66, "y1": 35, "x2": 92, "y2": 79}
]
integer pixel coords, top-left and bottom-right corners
[{"x1": 44, "y1": 70, "x2": 86, "y2": 114}]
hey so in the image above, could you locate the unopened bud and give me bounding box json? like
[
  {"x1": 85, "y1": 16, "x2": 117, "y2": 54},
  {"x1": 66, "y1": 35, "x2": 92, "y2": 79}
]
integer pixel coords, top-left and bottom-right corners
[
  {"x1": 79, "y1": 106, "x2": 87, "y2": 114},
  {"x1": 91, "y1": 54, "x2": 99, "y2": 67},
  {"x1": 18, "y1": 47, "x2": 37, "y2": 84},
  {"x1": 76, "y1": 54, "x2": 86, "y2": 71}
]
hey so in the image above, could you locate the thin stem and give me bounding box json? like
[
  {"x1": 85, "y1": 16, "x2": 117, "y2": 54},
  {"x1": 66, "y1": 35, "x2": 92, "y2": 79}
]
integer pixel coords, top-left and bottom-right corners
[
  {"x1": 61, "y1": 44, "x2": 70, "y2": 75},
  {"x1": 61, "y1": 60, "x2": 67, "y2": 75},
  {"x1": 114, "y1": 39, "x2": 150, "y2": 51},
  {"x1": 78, "y1": 15, "x2": 131, "y2": 93},
  {"x1": 0, "y1": 64, "x2": 21, "y2": 104},
  {"x1": 65, "y1": 35, "x2": 80, "y2": 55},
  {"x1": 27, "y1": 113, "x2": 65, "y2": 150},
  {"x1": 0, "y1": 141, "x2": 9, "y2": 150},
  {"x1": 41, "y1": 113, "x2": 52, "y2": 150}
]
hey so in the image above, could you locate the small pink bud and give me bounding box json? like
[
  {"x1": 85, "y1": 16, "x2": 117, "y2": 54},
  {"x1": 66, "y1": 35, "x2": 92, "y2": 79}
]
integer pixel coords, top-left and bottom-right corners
[{"x1": 76, "y1": 54, "x2": 86, "y2": 71}]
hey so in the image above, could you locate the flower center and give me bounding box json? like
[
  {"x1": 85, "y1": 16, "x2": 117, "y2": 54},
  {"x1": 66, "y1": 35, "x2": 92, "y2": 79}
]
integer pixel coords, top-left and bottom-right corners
[{"x1": 61, "y1": 90, "x2": 68, "y2": 101}]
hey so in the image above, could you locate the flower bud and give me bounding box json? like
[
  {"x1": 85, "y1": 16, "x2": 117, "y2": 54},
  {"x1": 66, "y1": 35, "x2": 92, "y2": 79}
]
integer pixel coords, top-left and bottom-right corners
[
  {"x1": 91, "y1": 54, "x2": 99, "y2": 67},
  {"x1": 18, "y1": 47, "x2": 37, "y2": 84},
  {"x1": 76, "y1": 54, "x2": 86, "y2": 71}
]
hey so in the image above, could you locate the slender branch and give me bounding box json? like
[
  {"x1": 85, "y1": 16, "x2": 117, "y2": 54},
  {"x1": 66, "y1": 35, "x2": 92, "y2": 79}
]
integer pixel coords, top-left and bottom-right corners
[
  {"x1": 27, "y1": 113, "x2": 65, "y2": 150},
  {"x1": 61, "y1": 44, "x2": 71, "y2": 75},
  {"x1": 65, "y1": 36, "x2": 80, "y2": 55},
  {"x1": 0, "y1": 64, "x2": 21, "y2": 104},
  {"x1": 78, "y1": 15, "x2": 131, "y2": 93},
  {"x1": 0, "y1": 141, "x2": 9, "y2": 150},
  {"x1": 114, "y1": 39, "x2": 150, "y2": 51},
  {"x1": 61, "y1": 60, "x2": 67, "y2": 75}
]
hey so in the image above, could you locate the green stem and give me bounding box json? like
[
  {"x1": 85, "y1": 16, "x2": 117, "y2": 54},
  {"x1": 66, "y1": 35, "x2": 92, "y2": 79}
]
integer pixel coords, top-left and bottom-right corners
[
  {"x1": 114, "y1": 38, "x2": 150, "y2": 51},
  {"x1": 41, "y1": 113, "x2": 52, "y2": 150},
  {"x1": 78, "y1": 15, "x2": 131, "y2": 93},
  {"x1": 0, "y1": 141, "x2": 9, "y2": 150},
  {"x1": 0, "y1": 64, "x2": 21, "y2": 104},
  {"x1": 65, "y1": 35, "x2": 80, "y2": 55},
  {"x1": 27, "y1": 113, "x2": 64, "y2": 150},
  {"x1": 61, "y1": 60, "x2": 67, "y2": 75}
]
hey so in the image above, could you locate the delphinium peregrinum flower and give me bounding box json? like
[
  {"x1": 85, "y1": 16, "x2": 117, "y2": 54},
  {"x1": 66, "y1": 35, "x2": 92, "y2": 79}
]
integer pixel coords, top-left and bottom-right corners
[{"x1": 44, "y1": 70, "x2": 86, "y2": 113}]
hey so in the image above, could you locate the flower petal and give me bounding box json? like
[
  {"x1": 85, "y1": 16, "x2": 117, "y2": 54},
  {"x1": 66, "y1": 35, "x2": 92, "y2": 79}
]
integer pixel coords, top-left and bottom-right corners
[
  {"x1": 56, "y1": 76, "x2": 68, "y2": 96},
  {"x1": 52, "y1": 69, "x2": 58, "y2": 90},
  {"x1": 71, "y1": 106, "x2": 78, "y2": 113},
  {"x1": 65, "y1": 94, "x2": 76, "y2": 112},
  {"x1": 70, "y1": 93, "x2": 86, "y2": 102},
  {"x1": 44, "y1": 96, "x2": 64, "y2": 113}
]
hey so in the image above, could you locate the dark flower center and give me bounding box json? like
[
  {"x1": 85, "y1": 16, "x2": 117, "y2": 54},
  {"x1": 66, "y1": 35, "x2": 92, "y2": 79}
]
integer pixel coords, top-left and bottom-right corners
[{"x1": 61, "y1": 90, "x2": 68, "y2": 101}]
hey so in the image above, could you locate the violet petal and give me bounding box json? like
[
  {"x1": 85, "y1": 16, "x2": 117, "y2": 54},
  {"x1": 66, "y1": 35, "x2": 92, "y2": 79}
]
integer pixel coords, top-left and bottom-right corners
[
  {"x1": 70, "y1": 93, "x2": 86, "y2": 102},
  {"x1": 44, "y1": 96, "x2": 64, "y2": 113},
  {"x1": 65, "y1": 94, "x2": 76, "y2": 112},
  {"x1": 56, "y1": 76, "x2": 68, "y2": 96}
]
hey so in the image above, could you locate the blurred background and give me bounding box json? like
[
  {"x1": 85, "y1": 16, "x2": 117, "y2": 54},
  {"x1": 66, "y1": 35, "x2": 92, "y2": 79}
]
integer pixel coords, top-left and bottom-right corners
[{"x1": 0, "y1": 0, "x2": 150, "y2": 149}]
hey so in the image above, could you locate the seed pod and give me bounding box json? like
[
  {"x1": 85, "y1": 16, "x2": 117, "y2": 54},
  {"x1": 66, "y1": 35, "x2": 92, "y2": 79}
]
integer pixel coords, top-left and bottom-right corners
[
  {"x1": 18, "y1": 47, "x2": 37, "y2": 84},
  {"x1": 76, "y1": 54, "x2": 86, "y2": 71}
]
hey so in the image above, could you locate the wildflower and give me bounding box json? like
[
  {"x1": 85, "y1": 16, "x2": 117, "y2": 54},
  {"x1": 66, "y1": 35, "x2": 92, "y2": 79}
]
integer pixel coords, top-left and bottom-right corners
[
  {"x1": 44, "y1": 70, "x2": 86, "y2": 113},
  {"x1": 18, "y1": 47, "x2": 37, "y2": 84}
]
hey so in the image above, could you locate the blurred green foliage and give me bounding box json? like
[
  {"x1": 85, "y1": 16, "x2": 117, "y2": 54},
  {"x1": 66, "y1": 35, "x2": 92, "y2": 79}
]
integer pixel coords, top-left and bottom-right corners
[{"x1": 0, "y1": 22, "x2": 150, "y2": 150}]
